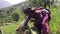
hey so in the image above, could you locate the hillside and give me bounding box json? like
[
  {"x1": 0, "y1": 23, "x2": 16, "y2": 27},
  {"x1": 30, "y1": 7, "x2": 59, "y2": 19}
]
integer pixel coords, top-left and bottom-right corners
[
  {"x1": 1, "y1": 7, "x2": 60, "y2": 34},
  {"x1": 0, "y1": 1, "x2": 30, "y2": 24}
]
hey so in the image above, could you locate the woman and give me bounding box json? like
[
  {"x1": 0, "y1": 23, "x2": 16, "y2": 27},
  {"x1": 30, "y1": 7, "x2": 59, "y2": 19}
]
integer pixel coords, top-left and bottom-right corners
[{"x1": 17, "y1": 7, "x2": 51, "y2": 34}]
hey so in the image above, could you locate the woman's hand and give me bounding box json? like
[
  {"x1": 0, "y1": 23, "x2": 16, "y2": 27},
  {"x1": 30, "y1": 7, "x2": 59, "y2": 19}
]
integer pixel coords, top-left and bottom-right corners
[{"x1": 16, "y1": 23, "x2": 26, "y2": 31}]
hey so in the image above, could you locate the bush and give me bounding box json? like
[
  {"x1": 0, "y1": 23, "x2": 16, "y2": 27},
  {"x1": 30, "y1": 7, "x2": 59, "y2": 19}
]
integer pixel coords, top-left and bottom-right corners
[{"x1": 12, "y1": 13, "x2": 20, "y2": 22}]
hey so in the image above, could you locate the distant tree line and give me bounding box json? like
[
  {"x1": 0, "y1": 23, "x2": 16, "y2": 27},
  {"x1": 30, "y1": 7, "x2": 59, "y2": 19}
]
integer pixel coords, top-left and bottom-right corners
[
  {"x1": 0, "y1": 7, "x2": 20, "y2": 25},
  {"x1": 27, "y1": 0, "x2": 60, "y2": 8}
]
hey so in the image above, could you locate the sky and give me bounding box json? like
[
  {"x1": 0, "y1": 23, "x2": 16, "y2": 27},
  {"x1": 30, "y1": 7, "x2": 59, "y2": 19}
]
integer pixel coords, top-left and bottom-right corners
[
  {"x1": 0, "y1": 0, "x2": 26, "y2": 8},
  {"x1": 5, "y1": 0, "x2": 26, "y2": 5}
]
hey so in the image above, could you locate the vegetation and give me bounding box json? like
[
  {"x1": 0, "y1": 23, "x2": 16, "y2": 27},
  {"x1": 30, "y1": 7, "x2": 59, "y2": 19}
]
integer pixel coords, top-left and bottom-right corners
[
  {"x1": 0, "y1": 0, "x2": 60, "y2": 34},
  {"x1": 28, "y1": 0, "x2": 53, "y2": 8},
  {"x1": 28, "y1": 0, "x2": 60, "y2": 8},
  {"x1": 0, "y1": 6, "x2": 60, "y2": 34}
]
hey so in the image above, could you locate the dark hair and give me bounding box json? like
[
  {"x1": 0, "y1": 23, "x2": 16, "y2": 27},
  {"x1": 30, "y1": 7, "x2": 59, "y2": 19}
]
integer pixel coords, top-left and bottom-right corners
[
  {"x1": 23, "y1": 8, "x2": 31, "y2": 13},
  {"x1": 23, "y1": 8, "x2": 33, "y2": 16}
]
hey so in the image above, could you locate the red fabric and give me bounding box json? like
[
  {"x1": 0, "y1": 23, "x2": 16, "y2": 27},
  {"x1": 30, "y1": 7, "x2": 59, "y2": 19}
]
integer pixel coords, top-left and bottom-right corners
[{"x1": 34, "y1": 14, "x2": 50, "y2": 34}]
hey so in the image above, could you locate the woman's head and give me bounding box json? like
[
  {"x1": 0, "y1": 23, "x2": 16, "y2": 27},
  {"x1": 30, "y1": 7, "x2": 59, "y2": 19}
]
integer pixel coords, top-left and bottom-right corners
[{"x1": 23, "y1": 8, "x2": 35, "y2": 16}]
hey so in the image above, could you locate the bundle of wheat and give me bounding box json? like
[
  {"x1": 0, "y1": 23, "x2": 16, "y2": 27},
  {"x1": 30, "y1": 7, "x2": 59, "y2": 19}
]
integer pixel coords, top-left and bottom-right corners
[{"x1": 16, "y1": 25, "x2": 32, "y2": 34}]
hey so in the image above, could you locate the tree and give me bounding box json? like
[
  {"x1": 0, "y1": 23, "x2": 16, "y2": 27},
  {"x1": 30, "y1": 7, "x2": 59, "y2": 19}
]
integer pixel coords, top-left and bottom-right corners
[
  {"x1": 28, "y1": 0, "x2": 51, "y2": 8},
  {"x1": 43, "y1": 0, "x2": 50, "y2": 8},
  {"x1": 27, "y1": 0, "x2": 43, "y2": 7},
  {"x1": 12, "y1": 13, "x2": 20, "y2": 21}
]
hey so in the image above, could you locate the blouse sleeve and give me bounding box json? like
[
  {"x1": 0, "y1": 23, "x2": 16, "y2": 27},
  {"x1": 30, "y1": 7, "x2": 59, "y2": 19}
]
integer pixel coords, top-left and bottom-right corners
[{"x1": 23, "y1": 16, "x2": 31, "y2": 26}]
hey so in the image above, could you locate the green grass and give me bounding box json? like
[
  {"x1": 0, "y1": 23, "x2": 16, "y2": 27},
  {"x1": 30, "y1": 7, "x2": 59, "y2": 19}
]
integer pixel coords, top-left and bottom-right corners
[
  {"x1": 1, "y1": 21, "x2": 24, "y2": 34},
  {"x1": 49, "y1": 7, "x2": 60, "y2": 34},
  {"x1": 1, "y1": 7, "x2": 60, "y2": 34}
]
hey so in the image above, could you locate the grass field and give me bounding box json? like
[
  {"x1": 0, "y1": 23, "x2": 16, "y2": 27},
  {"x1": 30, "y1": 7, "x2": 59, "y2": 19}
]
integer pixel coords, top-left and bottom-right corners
[{"x1": 1, "y1": 7, "x2": 60, "y2": 34}]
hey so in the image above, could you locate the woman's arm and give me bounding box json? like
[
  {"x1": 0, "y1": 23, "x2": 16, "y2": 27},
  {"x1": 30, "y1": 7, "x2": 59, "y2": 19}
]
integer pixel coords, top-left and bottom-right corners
[
  {"x1": 16, "y1": 16, "x2": 31, "y2": 31},
  {"x1": 42, "y1": 14, "x2": 49, "y2": 23},
  {"x1": 23, "y1": 16, "x2": 31, "y2": 26}
]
